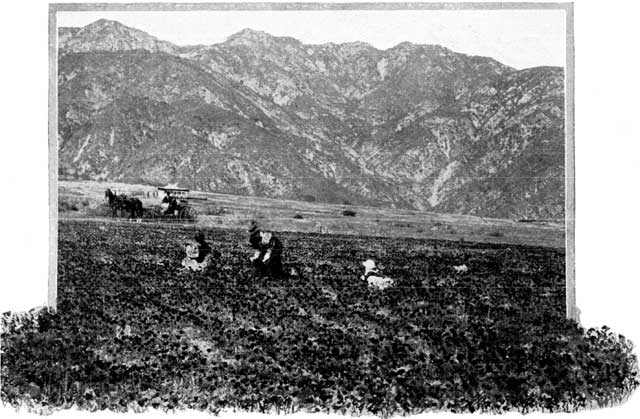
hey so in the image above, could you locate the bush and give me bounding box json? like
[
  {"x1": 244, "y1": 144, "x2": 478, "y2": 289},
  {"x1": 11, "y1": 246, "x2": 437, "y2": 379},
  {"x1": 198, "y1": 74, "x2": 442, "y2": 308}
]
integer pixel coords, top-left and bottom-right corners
[
  {"x1": 205, "y1": 207, "x2": 228, "y2": 216},
  {"x1": 392, "y1": 222, "x2": 411, "y2": 228},
  {"x1": 299, "y1": 194, "x2": 316, "y2": 203},
  {"x1": 58, "y1": 200, "x2": 79, "y2": 212},
  {"x1": 58, "y1": 197, "x2": 92, "y2": 212},
  {"x1": 85, "y1": 205, "x2": 112, "y2": 217},
  {"x1": 342, "y1": 210, "x2": 356, "y2": 217},
  {"x1": 145, "y1": 179, "x2": 167, "y2": 187}
]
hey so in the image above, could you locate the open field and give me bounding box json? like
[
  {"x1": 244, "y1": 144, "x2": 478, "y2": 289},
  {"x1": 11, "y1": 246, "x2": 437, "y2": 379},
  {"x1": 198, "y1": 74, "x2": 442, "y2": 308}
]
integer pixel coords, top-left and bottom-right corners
[
  {"x1": 1, "y1": 220, "x2": 637, "y2": 414},
  {"x1": 58, "y1": 180, "x2": 565, "y2": 248}
]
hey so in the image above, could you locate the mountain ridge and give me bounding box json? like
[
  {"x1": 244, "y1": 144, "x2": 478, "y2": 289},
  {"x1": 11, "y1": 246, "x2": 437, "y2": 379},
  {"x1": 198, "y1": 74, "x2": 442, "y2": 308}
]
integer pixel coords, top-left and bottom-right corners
[
  {"x1": 60, "y1": 19, "x2": 524, "y2": 69},
  {"x1": 57, "y1": 20, "x2": 565, "y2": 219}
]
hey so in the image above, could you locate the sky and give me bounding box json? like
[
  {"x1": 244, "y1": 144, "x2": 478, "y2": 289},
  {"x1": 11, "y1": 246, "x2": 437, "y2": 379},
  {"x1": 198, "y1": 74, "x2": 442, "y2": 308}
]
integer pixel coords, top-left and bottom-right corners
[{"x1": 58, "y1": 9, "x2": 566, "y2": 70}]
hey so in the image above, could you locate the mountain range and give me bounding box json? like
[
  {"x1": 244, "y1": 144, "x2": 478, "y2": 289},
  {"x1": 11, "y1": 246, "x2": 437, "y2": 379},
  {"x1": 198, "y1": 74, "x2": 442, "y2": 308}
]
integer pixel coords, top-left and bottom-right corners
[{"x1": 57, "y1": 19, "x2": 565, "y2": 219}]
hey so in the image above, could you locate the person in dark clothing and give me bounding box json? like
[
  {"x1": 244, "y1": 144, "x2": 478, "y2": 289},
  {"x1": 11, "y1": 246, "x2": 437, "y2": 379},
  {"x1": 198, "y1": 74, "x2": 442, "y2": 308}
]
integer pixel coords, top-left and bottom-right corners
[
  {"x1": 170, "y1": 197, "x2": 179, "y2": 214},
  {"x1": 194, "y1": 232, "x2": 212, "y2": 263},
  {"x1": 161, "y1": 192, "x2": 172, "y2": 213},
  {"x1": 248, "y1": 221, "x2": 283, "y2": 278},
  {"x1": 161, "y1": 192, "x2": 179, "y2": 215}
]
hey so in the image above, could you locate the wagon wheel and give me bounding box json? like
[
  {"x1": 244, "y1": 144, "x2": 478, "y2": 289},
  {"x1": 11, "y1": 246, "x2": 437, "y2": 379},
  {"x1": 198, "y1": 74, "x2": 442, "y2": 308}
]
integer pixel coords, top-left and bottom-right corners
[{"x1": 180, "y1": 206, "x2": 197, "y2": 220}]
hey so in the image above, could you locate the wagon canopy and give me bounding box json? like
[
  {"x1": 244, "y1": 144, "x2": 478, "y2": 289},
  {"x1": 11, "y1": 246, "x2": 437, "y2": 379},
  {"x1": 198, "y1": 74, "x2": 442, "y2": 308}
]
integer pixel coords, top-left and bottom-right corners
[{"x1": 158, "y1": 187, "x2": 190, "y2": 198}]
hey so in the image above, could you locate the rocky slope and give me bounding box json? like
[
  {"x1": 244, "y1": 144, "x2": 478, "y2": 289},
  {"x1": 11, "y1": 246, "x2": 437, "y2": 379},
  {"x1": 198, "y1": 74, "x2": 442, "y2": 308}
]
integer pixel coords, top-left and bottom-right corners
[{"x1": 57, "y1": 19, "x2": 565, "y2": 219}]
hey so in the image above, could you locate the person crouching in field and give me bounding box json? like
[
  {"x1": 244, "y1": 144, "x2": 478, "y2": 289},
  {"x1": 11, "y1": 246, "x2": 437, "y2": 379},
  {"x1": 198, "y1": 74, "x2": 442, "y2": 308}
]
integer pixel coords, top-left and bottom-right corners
[
  {"x1": 181, "y1": 231, "x2": 219, "y2": 272},
  {"x1": 361, "y1": 259, "x2": 395, "y2": 290},
  {"x1": 248, "y1": 221, "x2": 283, "y2": 278}
]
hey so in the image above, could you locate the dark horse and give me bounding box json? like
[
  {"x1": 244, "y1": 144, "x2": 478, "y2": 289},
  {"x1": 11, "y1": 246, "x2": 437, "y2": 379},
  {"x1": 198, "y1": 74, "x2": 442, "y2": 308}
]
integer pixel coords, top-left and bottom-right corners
[{"x1": 104, "y1": 188, "x2": 143, "y2": 219}]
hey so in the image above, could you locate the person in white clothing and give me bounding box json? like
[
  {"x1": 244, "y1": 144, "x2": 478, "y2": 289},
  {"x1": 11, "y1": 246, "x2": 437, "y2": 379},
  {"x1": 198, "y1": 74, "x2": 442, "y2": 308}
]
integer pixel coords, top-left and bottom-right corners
[{"x1": 360, "y1": 259, "x2": 395, "y2": 290}]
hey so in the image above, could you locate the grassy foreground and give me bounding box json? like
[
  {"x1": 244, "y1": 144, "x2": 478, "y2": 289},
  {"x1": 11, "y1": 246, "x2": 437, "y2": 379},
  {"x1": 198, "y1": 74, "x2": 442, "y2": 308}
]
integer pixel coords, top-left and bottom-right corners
[{"x1": 1, "y1": 220, "x2": 637, "y2": 414}]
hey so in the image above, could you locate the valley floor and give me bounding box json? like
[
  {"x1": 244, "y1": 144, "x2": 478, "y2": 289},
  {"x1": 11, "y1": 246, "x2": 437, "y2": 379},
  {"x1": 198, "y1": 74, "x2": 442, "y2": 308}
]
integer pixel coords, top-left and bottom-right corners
[{"x1": 58, "y1": 180, "x2": 565, "y2": 248}]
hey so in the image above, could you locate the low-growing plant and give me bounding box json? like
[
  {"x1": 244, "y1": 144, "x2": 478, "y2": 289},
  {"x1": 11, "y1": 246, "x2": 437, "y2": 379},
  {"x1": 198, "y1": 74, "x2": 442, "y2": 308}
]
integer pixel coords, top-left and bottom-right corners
[
  {"x1": 299, "y1": 194, "x2": 316, "y2": 203},
  {"x1": 1, "y1": 221, "x2": 637, "y2": 416},
  {"x1": 58, "y1": 199, "x2": 78, "y2": 212},
  {"x1": 205, "y1": 206, "x2": 229, "y2": 216},
  {"x1": 58, "y1": 197, "x2": 92, "y2": 212}
]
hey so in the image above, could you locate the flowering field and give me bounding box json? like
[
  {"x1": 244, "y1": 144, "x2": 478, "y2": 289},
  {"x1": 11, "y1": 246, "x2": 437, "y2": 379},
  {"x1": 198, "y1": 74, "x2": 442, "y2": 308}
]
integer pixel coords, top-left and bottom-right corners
[{"x1": 1, "y1": 220, "x2": 637, "y2": 414}]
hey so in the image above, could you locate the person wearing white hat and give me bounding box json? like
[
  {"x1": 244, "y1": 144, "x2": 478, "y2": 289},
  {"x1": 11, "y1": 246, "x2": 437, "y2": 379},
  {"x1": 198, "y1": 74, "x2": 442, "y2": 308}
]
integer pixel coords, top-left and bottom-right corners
[
  {"x1": 181, "y1": 231, "x2": 219, "y2": 272},
  {"x1": 360, "y1": 259, "x2": 395, "y2": 290}
]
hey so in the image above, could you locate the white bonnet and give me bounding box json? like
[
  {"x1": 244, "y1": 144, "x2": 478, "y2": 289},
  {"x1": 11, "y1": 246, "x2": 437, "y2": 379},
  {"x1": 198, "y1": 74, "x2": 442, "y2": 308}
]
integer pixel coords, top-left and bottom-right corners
[{"x1": 362, "y1": 259, "x2": 377, "y2": 271}]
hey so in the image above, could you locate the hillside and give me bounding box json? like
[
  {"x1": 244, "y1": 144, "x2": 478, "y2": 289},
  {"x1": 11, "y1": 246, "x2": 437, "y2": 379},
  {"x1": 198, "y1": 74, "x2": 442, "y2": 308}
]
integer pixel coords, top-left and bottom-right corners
[{"x1": 57, "y1": 19, "x2": 565, "y2": 219}]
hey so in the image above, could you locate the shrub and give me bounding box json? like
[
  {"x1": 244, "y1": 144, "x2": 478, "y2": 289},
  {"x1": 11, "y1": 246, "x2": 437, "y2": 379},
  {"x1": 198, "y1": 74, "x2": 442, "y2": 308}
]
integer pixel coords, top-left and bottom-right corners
[
  {"x1": 205, "y1": 207, "x2": 228, "y2": 216},
  {"x1": 300, "y1": 194, "x2": 316, "y2": 203},
  {"x1": 58, "y1": 197, "x2": 92, "y2": 212},
  {"x1": 145, "y1": 179, "x2": 167, "y2": 187},
  {"x1": 58, "y1": 199, "x2": 79, "y2": 212},
  {"x1": 85, "y1": 205, "x2": 112, "y2": 217},
  {"x1": 393, "y1": 222, "x2": 411, "y2": 228}
]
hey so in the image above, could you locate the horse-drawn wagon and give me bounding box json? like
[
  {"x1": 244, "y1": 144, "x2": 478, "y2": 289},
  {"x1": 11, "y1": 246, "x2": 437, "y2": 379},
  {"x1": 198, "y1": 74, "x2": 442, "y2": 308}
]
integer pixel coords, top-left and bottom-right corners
[
  {"x1": 104, "y1": 187, "x2": 197, "y2": 221},
  {"x1": 150, "y1": 187, "x2": 198, "y2": 221}
]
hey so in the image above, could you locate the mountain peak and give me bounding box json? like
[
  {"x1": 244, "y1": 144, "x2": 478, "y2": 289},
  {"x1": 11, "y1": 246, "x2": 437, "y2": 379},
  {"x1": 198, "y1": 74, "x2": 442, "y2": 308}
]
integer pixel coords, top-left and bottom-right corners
[
  {"x1": 227, "y1": 28, "x2": 272, "y2": 42},
  {"x1": 235, "y1": 28, "x2": 269, "y2": 37},
  {"x1": 225, "y1": 28, "x2": 302, "y2": 47},
  {"x1": 334, "y1": 40, "x2": 377, "y2": 55},
  {"x1": 388, "y1": 41, "x2": 419, "y2": 51},
  {"x1": 60, "y1": 19, "x2": 178, "y2": 54},
  {"x1": 88, "y1": 18, "x2": 123, "y2": 27},
  {"x1": 75, "y1": 19, "x2": 133, "y2": 36}
]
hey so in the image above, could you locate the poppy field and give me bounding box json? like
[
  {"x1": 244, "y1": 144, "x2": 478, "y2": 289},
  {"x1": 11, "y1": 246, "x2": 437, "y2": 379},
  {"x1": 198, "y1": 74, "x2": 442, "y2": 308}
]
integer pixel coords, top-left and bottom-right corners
[{"x1": 1, "y1": 220, "x2": 638, "y2": 415}]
